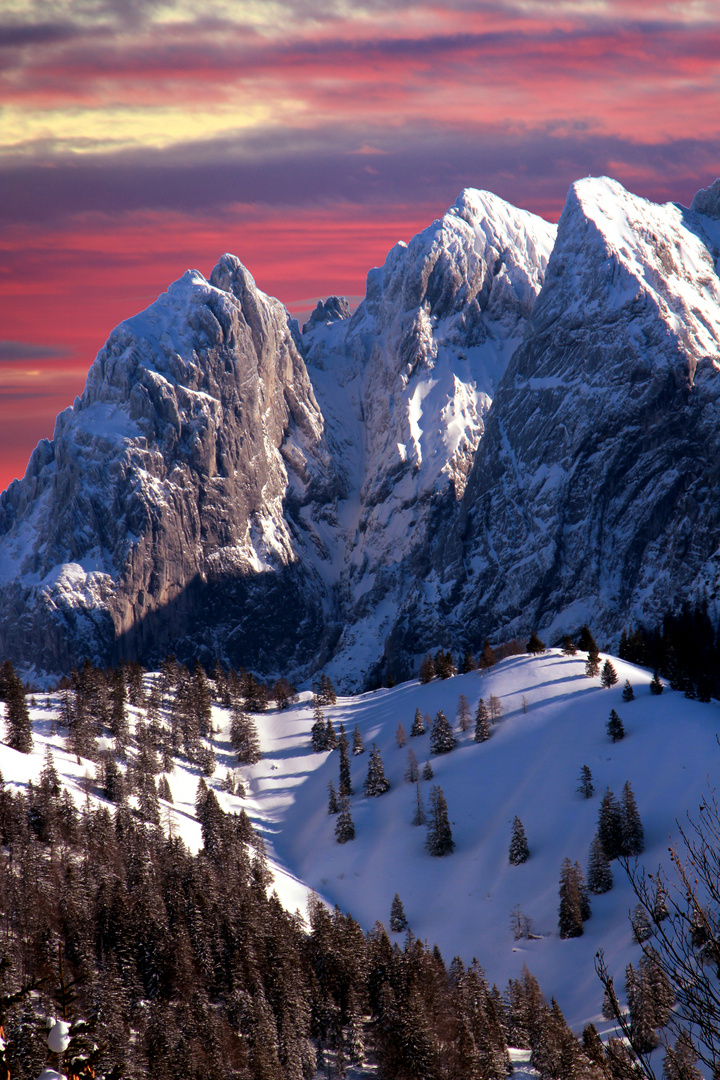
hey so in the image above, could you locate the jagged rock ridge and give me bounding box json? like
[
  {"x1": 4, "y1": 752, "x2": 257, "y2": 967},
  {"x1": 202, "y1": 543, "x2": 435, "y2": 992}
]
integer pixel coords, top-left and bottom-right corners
[{"x1": 1, "y1": 177, "x2": 720, "y2": 685}]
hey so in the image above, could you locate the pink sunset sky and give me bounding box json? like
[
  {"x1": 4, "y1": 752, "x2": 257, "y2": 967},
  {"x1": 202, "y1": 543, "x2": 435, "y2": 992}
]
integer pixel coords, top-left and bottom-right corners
[{"x1": 1, "y1": 0, "x2": 719, "y2": 491}]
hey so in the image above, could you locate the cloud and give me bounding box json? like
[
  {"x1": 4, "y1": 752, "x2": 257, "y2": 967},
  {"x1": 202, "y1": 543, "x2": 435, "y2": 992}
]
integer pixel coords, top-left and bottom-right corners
[
  {"x1": 0, "y1": 341, "x2": 70, "y2": 361},
  {"x1": 0, "y1": 125, "x2": 716, "y2": 231}
]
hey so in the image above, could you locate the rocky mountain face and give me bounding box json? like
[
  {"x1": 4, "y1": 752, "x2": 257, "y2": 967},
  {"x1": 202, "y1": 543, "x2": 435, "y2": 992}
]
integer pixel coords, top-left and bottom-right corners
[
  {"x1": 2, "y1": 177, "x2": 720, "y2": 686},
  {"x1": 0, "y1": 257, "x2": 344, "y2": 675}
]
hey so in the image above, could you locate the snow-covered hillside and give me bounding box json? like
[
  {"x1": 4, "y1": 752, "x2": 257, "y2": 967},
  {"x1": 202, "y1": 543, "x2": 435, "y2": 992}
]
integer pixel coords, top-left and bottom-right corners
[{"x1": 5, "y1": 648, "x2": 718, "y2": 1043}]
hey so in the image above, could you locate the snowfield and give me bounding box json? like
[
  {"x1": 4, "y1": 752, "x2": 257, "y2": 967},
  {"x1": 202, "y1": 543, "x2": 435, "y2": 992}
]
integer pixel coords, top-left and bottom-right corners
[{"x1": 3, "y1": 648, "x2": 718, "y2": 1045}]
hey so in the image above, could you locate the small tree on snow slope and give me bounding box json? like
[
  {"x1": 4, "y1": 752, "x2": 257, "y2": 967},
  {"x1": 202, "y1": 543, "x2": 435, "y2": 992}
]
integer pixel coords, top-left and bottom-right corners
[
  {"x1": 364, "y1": 743, "x2": 390, "y2": 796},
  {"x1": 410, "y1": 707, "x2": 425, "y2": 737},
  {"x1": 509, "y1": 816, "x2": 529, "y2": 865},
  {"x1": 426, "y1": 786, "x2": 455, "y2": 856},
  {"x1": 390, "y1": 893, "x2": 408, "y2": 932},
  {"x1": 430, "y1": 711, "x2": 456, "y2": 755}
]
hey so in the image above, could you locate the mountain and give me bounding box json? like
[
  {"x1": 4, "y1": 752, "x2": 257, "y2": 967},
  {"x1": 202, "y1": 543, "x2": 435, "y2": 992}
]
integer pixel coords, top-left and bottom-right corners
[
  {"x1": 0, "y1": 257, "x2": 345, "y2": 676},
  {"x1": 1, "y1": 177, "x2": 720, "y2": 684},
  {"x1": 305, "y1": 188, "x2": 556, "y2": 685},
  {"x1": 448, "y1": 177, "x2": 720, "y2": 647}
]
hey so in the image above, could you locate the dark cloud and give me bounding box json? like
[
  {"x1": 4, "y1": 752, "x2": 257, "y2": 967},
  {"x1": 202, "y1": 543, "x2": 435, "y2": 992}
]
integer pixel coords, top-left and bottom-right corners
[
  {"x1": 0, "y1": 22, "x2": 88, "y2": 47},
  {"x1": 0, "y1": 125, "x2": 716, "y2": 229},
  {"x1": 0, "y1": 341, "x2": 70, "y2": 361}
]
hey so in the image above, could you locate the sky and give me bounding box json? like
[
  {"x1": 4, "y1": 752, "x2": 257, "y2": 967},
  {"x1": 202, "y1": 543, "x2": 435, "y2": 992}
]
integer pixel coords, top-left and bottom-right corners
[{"x1": 1, "y1": 0, "x2": 719, "y2": 491}]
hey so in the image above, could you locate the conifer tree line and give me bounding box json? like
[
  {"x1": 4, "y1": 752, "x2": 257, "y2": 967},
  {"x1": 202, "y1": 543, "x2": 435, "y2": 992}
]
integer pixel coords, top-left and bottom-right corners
[
  {"x1": 418, "y1": 636, "x2": 532, "y2": 685},
  {"x1": 0, "y1": 765, "x2": 612, "y2": 1080},
  {"x1": 619, "y1": 601, "x2": 720, "y2": 701}
]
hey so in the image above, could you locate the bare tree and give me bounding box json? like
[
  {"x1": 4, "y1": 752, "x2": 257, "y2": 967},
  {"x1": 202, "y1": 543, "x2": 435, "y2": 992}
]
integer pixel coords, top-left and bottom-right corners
[{"x1": 596, "y1": 789, "x2": 720, "y2": 1078}]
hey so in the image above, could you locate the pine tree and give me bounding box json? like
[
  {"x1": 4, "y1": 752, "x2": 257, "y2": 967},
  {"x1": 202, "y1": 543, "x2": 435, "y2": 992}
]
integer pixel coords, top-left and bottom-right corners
[
  {"x1": 411, "y1": 782, "x2": 426, "y2": 826},
  {"x1": 404, "y1": 747, "x2": 419, "y2": 783},
  {"x1": 272, "y1": 676, "x2": 297, "y2": 709},
  {"x1": 509, "y1": 816, "x2": 529, "y2": 865},
  {"x1": 103, "y1": 754, "x2": 125, "y2": 803},
  {"x1": 352, "y1": 724, "x2": 364, "y2": 755},
  {"x1": 601, "y1": 659, "x2": 618, "y2": 688},
  {"x1": 317, "y1": 673, "x2": 337, "y2": 705},
  {"x1": 426, "y1": 786, "x2": 455, "y2": 856},
  {"x1": 364, "y1": 743, "x2": 390, "y2": 796},
  {"x1": 479, "y1": 638, "x2": 496, "y2": 668},
  {"x1": 577, "y1": 625, "x2": 598, "y2": 653},
  {"x1": 474, "y1": 698, "x2": 491, "y2": 743},
  {"x1": 338, "y1": 732, "x2": 353, "y2": 795},
  {"x1": 587, "y1": 834, "x2": 613, "y2": 893},
  {"x1": 526, "y1": 631, "x2": 545, "y2": 655},
  {"x1": 328, "y1": 780, "x2": 340, "y2": 815},
  {"x1": 649, "y1": 670, "x2": 664, "y2": 695},
  {"x1": 325, "y1": 716, "x2": 338, "y2": 750},
  {"x1": 664, "y1": 1030, "x2": 702, "y2": 1080},
  {"x1": 310, "y1": 704, "x2": 326, "y2": 752},
  {"x1": 607, "y1": 708, "x2": 625, "y2": 742},
  {"x1": 625, "y1": 962, "x2": 659, "y2": 1053},
  {"x1": 191, "y1": 659, "x2": 213, "y2": 737},
  {"x1": 585, "y1": 649, "x2": 601, "y2": 678},
  {"x1": 389, "y1": 893, "x2": 408, "y2": 932},
  {"x1": 335, "y1": 795, "x2": 355, "y2": 843},
  {"x1": 457, "y1": 693, "x2": 472, "y2": 732},
  {"x1": 422, "y1": 760, "x2": 434, "y2": 780},
  {"x1": 620, "y1": 779, "x2": 644, "y2": 856},
  {"x1": 395, "y1": 722, "x2": 407, "y2": 748},
  {"x1": 558, "y1": 858, "x2": 584, "y2": 938},
  {"x1": 142, "y1": 774, "x2": 162, "y2": 825},
  {"x1": 631, "y1": 903, "x2": 653, "y2": 943},
  {"x1": 460, "y1": 651, "x2": 477, "y2": 673},
  {"x1": 622, "y1": 679, "x2": 635, "y2": 702},
  {"x1": 158, "y1": 774, "x2": 173, "y2": 803},
  {"x1": 598, "y1": 788, "x2": 624, "y2": 860},
  {"x1": 577, "y1": 764, "x2": 594, "y2": 799},
  {"x1": 435, "y1": 649, "x2": 457, "y2": 678},
  {"x1": 561, "y1": 635, "x2": 577, "y2": 656},
  {"x1": 410, "y1": 708, "x2": 425, "y2": 737},
  {"x1": 3, "y1": 663, "x2": 32, "y2": 754},
  {"x1": 418, "y1": 654, "x2": 436, "y2": 683},
  {"x1": 430, "y1": 710, "x2": 456, "y2": 755},
  {"x1": 575, "y1": 860, "x2": 591, "y2": 920},
  {"x1": 230, "y1": 706, "x2": 261, "y2": 764}
]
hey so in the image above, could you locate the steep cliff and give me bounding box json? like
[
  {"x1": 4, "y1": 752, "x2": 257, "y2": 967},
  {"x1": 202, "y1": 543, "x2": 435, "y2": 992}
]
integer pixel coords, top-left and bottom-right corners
[
  {"x1": 0, "y1": 256, "x2": 343, "y2": 674},
  {"x1": 434, "y1": 177, "x2": 720, "y2": 651}
]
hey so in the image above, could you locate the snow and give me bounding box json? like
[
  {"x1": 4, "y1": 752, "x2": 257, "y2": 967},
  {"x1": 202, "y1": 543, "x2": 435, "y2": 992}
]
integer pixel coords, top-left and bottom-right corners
[
  {"x1": 4, "y1": 649, "x2": 719, "y2": 1051},
  {"x1": 570, "y1": 177, "x2": 720, "y2": 362}
]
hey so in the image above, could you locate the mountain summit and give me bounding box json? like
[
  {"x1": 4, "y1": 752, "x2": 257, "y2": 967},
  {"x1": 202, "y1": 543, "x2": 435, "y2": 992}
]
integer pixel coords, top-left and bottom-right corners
[{"x1": 1, "y1": 177, "x2": 720, "y2": 684}]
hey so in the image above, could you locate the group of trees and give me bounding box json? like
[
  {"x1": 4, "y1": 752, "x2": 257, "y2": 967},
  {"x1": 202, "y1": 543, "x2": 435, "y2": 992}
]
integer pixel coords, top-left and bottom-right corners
[
  {"x1": 0, "y1": 759, "x2": 582, "y2": 1080},
  {"x1": 619, "y1": 601, "x2": 720, "y2": 701},
  {"x1": 557, "y1": 781, "x2": 644, "y2": 941},
  {"x1": 593, "y1": 791, "x2": 720, "y2": 1078},
  {"x1": 418, "y1": 637, "x2": 525, "y2": 685}
]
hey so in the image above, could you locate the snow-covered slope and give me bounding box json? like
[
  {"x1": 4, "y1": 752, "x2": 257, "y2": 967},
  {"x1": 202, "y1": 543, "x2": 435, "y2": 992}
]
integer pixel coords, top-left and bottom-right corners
[{"x1": 5, "y1": 650, "x2": 719, "y2": 1043}]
